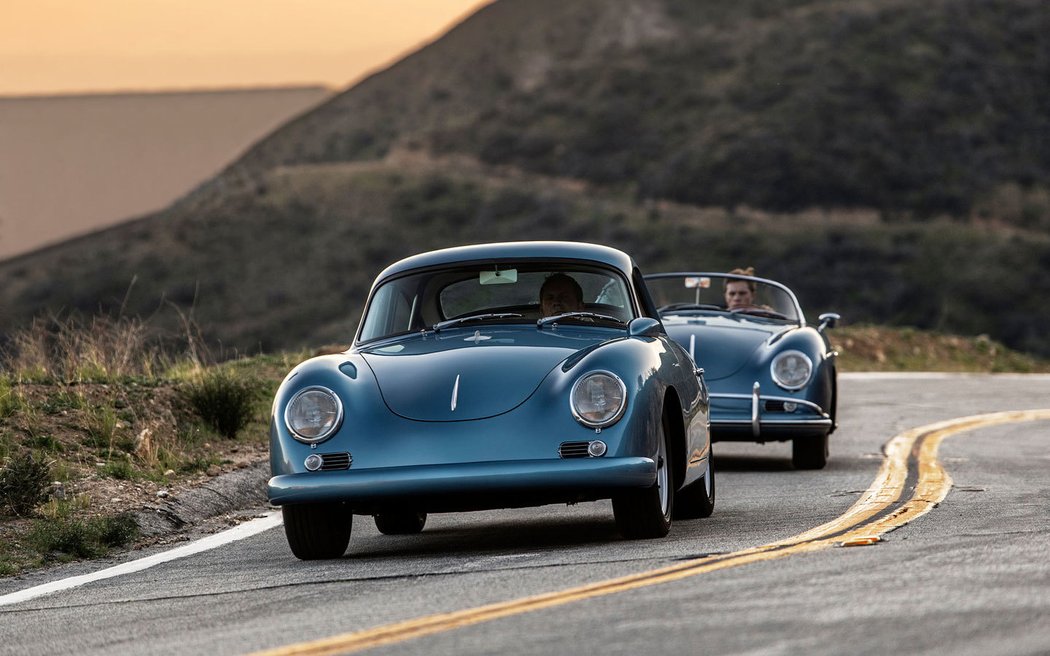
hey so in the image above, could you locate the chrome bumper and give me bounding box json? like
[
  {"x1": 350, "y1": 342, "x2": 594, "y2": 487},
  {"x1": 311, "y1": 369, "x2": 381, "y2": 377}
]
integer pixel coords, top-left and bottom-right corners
[{"x1": 709, "y1": 382, "x2": 831, "y2": 439}]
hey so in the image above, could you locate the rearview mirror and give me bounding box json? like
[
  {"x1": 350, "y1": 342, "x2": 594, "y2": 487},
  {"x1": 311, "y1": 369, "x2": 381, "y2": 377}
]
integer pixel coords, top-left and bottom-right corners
[{"x1": 480, "y1": 268, "x2": 517, "y2": 285}]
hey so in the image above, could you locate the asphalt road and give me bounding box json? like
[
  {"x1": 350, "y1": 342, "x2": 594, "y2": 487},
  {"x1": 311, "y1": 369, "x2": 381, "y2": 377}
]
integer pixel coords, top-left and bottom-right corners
[{"x1": 1, "y1": 373, "x2": 1049, "y2": 656}]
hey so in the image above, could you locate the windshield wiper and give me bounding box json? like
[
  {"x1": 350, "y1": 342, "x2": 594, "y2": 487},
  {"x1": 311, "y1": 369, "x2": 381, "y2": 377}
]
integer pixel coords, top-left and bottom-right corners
[
  {"x1": 432, "y1": 312, "x2": 522, "y2": 332},
  {"x1": 537, "y1": 312, "x2": 627, "y2": 328}
]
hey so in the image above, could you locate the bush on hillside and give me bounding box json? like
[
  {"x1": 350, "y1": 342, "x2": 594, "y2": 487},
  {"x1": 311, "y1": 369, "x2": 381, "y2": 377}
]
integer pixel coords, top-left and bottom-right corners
[
  {"x1": 0, "y1": 452, "x2": 52, "y2": 517},
  {"x1": 182, "y1": 370, "x2": 262, "y2": 440}
]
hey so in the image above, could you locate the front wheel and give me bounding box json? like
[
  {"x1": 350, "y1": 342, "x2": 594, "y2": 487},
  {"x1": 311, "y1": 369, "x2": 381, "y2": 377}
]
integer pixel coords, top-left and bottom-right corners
[
  {"x1": 673, "y1": 452, "x2": 715, "y2": 519},
  {"x1": 613, "y1": 418, "x2": 673, "y2": 539},
  {"x1": 282, "y1": 502, "x2": 353, "y2": 560},
  {"x1": 792, "y1": 433, "x2": 829, "y2": 470},
  {"x1": 374, "y1": 512, "x2": 428, "y2": 535}
]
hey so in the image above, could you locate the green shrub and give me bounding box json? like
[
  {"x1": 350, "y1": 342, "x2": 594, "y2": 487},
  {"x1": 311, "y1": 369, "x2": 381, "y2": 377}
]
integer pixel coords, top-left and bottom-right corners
[
  {"x1": 101, "y1": 459, "x2": 136, "y2": 481},
  {"x1": 178, "y1": 454, "x2": 221, "y2": 474},
  {"x1": 93, "y1": 513, "x2": 140, "y2": 548},
  {"x1": 183, "y1": 370, "x2": 261, "y2": 439},
  {"x1": 27, "y1": 513, "x2": 139, "y2": 560},
  {"x1": 85, "y1": 405, "x2": 119, "y2": 451},
  {"x1": 41, "y1": 390, "x2": 85, "y2": 415},
  {"x1": 0, "y1": 452, "x2": 52, "y2": 517},
  {"x1": 0, "y1": 379, "x2": 21, "y2": 418}
]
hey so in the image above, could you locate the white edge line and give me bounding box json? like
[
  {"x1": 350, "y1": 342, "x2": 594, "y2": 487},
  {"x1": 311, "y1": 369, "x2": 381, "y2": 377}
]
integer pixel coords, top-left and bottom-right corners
[
  {"x1": 840, "y1": 372, "x2": 1050, "y2": 381},
  {"x1": 0, "y1": 510, "x2": 283, "y2": 607}
]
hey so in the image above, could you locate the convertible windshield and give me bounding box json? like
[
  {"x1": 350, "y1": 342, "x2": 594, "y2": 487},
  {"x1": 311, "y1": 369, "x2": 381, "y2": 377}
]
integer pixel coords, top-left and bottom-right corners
[
  {"x1": 358, "y1": 263, "x2": 636, "y2": 342},
  {"x1": 646, "y1": 274, "x2": 802, "y2": 323}
]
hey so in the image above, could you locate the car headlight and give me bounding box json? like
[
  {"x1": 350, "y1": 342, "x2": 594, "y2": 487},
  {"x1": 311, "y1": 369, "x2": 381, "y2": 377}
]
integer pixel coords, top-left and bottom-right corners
[
  {"x1": 771, "y1": 350, "x2": 813, "y2": 390},
  {"x1": 285, "y1": 386, "x2": 343, "y2": 443},
  {"x1": 571, "y1": 372, "x2": 627, "y2": 428}
]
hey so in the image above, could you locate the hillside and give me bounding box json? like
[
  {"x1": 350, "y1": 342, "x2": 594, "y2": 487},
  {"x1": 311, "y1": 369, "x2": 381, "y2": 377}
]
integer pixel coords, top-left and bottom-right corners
[
  {"x1": 220, "y1": 0, "x2": 1050, "y2": 218},
  {"x1": 0, "y1": 0, "x2": 1048, "y2": 359}
]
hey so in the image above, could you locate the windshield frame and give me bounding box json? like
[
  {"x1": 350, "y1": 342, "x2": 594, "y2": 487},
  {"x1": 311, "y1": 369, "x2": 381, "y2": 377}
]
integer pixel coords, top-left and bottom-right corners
[
  {"x1": 356, "y1": 259, "x2": 640, "y2": 345},
  {"x1": 643, "y1": 272, "x2": 806, "y2": 325}
]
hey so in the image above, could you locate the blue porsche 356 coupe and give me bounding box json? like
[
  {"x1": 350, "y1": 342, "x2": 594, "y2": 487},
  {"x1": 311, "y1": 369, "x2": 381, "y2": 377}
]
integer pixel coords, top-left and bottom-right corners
[
  {"x1": 645, "y1": 272, "x2": 839, "y2": 470},
  {"x1": 268, "y1": 242, "x2": 713, "y2": 559}
]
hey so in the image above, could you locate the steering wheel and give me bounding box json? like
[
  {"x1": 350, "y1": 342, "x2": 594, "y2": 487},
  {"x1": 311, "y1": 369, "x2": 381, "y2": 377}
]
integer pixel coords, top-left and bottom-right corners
[{"x1": 729, "y1": 307, "x2": 788, "y2": 320}]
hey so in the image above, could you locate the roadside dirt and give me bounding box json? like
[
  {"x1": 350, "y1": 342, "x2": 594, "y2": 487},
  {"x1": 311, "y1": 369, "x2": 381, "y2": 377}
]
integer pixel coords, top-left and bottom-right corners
[{"x1": 0, "y1": 380, "x2": 275, "y2": 576}]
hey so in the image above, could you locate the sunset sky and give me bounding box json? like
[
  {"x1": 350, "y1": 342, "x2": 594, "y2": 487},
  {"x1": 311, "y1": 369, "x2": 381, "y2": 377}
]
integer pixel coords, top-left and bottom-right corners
[{"x1": 1, "y1": 0, "x2": 492, "y2": 96}]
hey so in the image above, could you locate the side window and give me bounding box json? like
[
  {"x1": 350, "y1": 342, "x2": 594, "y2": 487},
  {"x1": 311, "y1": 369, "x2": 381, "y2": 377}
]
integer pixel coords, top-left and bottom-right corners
[
  {"x1": 359, "y1": 283, "x2": 415, "y2": 341},
  {"x1": 594, "y1": 279, "x2": 627, "y2": 309}
]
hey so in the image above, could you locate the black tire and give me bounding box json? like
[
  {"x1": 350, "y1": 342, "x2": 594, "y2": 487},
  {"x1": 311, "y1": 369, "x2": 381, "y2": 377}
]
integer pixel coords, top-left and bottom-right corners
[
  {"x1": 673, "y1": 452, "x2": 715, "y2": 519},
  {"x1": 613, "y1": 418, "x2": 673, "y2": 539},
  {"x1": 792, "y1": 433, "x2": 829, "y2": 470},
  {"x1": 374, "y1": 512, "x2": 428, "y2": 535},
  {"x1": 282, "y1": 502, "x2": 353, "y2": 560}
]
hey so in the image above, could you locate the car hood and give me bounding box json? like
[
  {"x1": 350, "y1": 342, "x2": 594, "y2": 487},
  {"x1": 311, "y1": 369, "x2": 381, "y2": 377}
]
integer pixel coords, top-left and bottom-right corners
[
  {"x1": 359, "y1": 328, "x2": 611, "y2": 421},
  {"x1": 663, "y1": 316, "x2": 797, "y2": 381}
]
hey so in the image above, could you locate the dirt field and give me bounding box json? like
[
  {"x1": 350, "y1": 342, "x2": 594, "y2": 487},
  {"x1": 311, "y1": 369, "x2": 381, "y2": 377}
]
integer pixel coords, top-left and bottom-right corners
[{"x1": 0, "y1": 86, "x2": 330, "y2": 260}]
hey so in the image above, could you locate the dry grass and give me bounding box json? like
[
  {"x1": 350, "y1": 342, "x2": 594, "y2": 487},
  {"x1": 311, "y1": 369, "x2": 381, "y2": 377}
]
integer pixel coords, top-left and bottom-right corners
[
  {"x1": 832, "y1": 325, "x2": 1050, "y2": 373},
  {"x1": 0, "y1": 314, "x2": 296, "y2": 576},
  {"x1": 1, "y1": 313, "x2": 203, "y2": 383}
]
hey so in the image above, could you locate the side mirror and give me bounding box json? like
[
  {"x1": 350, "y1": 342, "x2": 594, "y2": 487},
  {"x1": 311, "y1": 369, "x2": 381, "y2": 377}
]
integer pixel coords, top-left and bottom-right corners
[
  {"x1": 817, "y1": 313, "x2": 840, "y2": 332},
  {"x1": 628, "y1": 317, "x2": 663, "y2": 338}
]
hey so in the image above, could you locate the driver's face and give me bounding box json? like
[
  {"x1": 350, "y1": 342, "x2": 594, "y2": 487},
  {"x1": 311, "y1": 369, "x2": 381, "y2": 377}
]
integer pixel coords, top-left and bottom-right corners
[
  {"x1": 541, "y1": 279, "x2": 582, "y2": 316},
  {"x1": 725, "y1": 281, "x2": 754, "y2": 309}
]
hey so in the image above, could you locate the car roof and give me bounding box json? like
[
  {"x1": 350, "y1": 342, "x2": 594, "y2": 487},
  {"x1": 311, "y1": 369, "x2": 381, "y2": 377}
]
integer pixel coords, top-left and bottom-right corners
[{"x1": 374, "y1": 241, "x2": 638, "y2": 282}]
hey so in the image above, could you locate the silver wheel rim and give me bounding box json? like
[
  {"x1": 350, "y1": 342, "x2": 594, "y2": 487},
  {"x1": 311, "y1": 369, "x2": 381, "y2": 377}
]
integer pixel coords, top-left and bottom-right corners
[{"x1": 657, "y1": 429, "x2": 669, "y2": 514}]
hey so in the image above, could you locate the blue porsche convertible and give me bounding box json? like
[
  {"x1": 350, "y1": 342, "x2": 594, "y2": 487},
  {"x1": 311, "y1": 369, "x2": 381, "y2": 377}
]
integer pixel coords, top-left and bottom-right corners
[
  {"x1": 645, "y1": 272, "x2": 839, "y2": 470},
  {"x1": 268, "y1": 242, "x2": 713, "y2": 559}
]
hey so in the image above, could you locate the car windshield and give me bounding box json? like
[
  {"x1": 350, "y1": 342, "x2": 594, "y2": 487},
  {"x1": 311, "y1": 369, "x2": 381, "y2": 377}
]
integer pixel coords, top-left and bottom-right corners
[
  {"x1": 645, "y1": 274, "x2": 802, "y2": 323},
  {"x1": 358, "y1": 263, "x2": 636, "y2": 342}
]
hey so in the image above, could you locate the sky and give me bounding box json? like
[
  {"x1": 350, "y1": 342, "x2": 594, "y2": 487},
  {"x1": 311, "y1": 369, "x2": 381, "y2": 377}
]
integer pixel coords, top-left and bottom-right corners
[{"x1": 1, "y1": 0, "x2": 492, "y2": 96}]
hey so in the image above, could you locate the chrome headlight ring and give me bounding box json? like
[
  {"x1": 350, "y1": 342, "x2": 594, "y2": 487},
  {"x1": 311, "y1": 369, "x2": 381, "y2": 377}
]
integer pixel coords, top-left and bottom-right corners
[
  {"x1": 770, "y1": 350, "x2": 813, "y2": 390},
  {"x1": 570, "y1": 371, "x2": 627, "y2": 429},
  {"x1": 284, "y1": 386, "x2": 344, "y2": 444}
]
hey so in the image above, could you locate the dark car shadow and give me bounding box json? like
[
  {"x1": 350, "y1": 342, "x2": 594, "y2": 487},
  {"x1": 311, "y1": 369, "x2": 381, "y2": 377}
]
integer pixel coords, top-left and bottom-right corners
[
  {"x1": 712, "y1": 453, "x2": 795, "y2": 472},
  {"x1": 348, "y1": 513, "x2": 622, "y2": 559}
]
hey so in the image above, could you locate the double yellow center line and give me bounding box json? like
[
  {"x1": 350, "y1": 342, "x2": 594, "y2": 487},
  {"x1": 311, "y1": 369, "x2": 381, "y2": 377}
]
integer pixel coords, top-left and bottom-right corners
[{"x1": 253, "y1": 409, "x2": 1050, "y2": 656}]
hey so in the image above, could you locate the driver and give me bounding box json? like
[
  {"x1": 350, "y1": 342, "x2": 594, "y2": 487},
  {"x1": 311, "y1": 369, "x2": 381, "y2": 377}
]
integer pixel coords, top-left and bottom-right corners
[
  {"x1": 724, "y1": 267, "x2": 758, "y2": 310},
  {"x1": 540, "y1": 273, "x2": 584, "y2": 316}
]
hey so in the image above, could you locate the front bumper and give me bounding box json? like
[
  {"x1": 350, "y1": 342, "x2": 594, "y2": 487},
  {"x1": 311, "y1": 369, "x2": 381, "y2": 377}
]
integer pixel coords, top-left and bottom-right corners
[
  {"x1": 710, "y1": 382, "x2": 831, "y2": 442},
  {"x1": 268, "y1": 456, "x2": 656, "y2": 512}
]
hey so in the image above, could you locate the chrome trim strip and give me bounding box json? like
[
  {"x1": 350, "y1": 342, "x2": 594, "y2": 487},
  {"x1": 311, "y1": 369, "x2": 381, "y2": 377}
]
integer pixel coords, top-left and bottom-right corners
[
  {"x1": 451, "y1": 374, "x2": 460, "y2": 412},
  {"x1": 713, "y1": 419, "x2": 834, "y2": 427},
  {"x1": 751, "y1": 382, "x2": 761, "y2": 437},
  {"x1": 709, "y1": 393, "x2": 825, "y2": 415}
]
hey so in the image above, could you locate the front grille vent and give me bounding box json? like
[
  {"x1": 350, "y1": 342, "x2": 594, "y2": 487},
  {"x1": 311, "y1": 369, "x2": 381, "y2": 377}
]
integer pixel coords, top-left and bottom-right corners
[
  {"x1": 559, "y1": 441, "x2": 591, "y2": 458},
  {"x1": 765, "y1": 400, "x2": 786, "y2": 412},
  {"x1": 320, "y1": 452, "x2": 352, "y2": 470}
]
